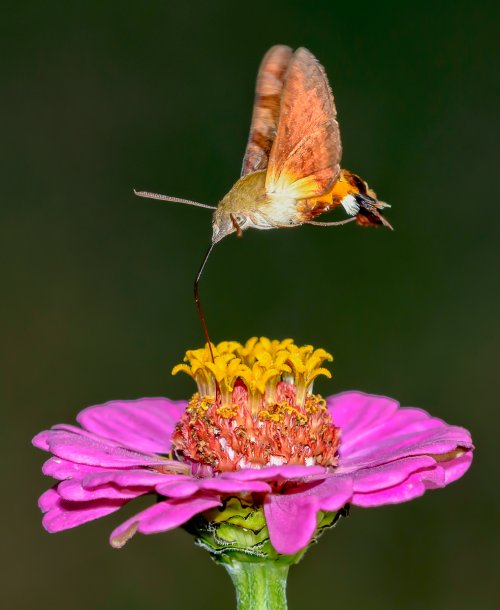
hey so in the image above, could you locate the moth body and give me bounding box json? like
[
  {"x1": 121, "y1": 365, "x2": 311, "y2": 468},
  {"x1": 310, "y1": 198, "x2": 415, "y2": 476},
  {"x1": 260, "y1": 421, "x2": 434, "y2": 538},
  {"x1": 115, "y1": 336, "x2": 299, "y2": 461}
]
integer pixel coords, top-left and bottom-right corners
[
  {"x1": 137, "y1": 46, "x2": 393, "y2": 247},
  {"x1": 212, "y1": 170, "x2": 300, "y2": 243},
  {"x1": 212, "y1": 166, "x2": 391, "y2": 243}
]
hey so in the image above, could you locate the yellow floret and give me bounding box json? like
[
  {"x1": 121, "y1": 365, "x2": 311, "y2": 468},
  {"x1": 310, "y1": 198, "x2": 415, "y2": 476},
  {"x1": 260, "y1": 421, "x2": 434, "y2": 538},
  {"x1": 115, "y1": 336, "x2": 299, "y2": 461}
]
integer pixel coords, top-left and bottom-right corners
[{"x1": 172, "y1": 337, "x2": 333, "y2": 409}]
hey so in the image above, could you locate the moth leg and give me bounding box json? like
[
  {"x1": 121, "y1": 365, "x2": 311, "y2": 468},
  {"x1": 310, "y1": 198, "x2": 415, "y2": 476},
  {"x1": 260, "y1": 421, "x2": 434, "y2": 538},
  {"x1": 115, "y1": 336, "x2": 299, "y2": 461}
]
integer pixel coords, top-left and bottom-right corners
[
  {"x1": 230, "y1": 213, "x2": 243, "y2": 237},
  {"x1": 306, "y1": 218, "x2": 356, "y2": 226}
]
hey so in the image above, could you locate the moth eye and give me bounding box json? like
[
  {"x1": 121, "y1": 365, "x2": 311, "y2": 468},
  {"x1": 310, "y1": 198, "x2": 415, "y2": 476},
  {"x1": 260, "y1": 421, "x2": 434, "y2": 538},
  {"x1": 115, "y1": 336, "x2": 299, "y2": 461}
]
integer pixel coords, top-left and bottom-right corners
[{"x1": 235, "y1": 215, "x2": 246, "y2": 225}]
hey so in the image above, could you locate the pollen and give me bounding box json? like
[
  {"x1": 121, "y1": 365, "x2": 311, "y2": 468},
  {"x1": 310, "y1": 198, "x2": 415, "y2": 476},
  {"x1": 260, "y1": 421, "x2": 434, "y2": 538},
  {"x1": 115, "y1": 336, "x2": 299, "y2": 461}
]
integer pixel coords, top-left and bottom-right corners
[{"x1": 171, "y1": 338, "x2": 340, "y2": 472}]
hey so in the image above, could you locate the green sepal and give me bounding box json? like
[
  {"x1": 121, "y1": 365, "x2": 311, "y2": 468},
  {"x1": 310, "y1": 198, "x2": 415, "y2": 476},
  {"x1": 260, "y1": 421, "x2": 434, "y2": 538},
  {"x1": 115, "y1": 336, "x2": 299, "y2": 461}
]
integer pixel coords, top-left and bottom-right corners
[{"x1": 184, "y1": 496, "x2": 348, "y2": 566}]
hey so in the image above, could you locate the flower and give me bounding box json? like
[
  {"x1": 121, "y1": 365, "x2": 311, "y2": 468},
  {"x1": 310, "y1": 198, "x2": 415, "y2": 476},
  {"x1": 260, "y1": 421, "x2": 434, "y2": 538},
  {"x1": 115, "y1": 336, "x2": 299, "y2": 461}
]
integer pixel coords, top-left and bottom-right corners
[{"x1": 33, "y1": 338, "x2": 473, "y2": 556}]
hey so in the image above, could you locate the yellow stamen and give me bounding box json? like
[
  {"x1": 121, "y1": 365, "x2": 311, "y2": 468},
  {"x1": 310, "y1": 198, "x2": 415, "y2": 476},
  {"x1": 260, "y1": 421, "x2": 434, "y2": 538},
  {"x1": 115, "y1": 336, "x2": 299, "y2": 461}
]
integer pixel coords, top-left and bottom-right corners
[{"x1": 172, "y1": 337, "x2": 333, "y2": 408}]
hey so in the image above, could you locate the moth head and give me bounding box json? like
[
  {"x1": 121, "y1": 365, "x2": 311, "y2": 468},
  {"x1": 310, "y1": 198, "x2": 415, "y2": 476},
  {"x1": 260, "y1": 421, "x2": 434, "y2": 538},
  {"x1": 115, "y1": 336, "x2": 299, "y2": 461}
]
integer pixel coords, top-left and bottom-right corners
[{"x1": 212, "y1": 209, "x2": 249, "y2": 243}]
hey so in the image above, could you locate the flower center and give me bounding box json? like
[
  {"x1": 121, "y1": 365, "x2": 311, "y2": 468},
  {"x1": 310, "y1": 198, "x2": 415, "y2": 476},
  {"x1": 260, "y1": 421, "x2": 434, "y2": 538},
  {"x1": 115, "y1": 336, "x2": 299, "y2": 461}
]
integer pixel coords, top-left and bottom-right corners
[{"x1": 171, "y1": 337, "x2": 341, "y2": 472}]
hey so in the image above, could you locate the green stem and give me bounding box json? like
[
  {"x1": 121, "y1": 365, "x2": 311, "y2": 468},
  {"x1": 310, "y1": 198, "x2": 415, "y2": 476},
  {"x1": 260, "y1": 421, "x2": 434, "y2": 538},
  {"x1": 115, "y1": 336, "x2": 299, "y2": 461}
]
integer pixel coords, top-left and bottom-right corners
[{"x1": 223, "y1": 560, "x2": 289, "y2": 610}]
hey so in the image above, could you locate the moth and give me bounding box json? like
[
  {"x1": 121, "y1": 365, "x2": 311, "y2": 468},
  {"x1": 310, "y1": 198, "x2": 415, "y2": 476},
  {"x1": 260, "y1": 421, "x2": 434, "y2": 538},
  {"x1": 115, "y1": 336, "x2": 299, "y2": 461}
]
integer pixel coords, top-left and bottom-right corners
[{"x1": 135, "y1": 46, "x2": 392, "y2": 348}]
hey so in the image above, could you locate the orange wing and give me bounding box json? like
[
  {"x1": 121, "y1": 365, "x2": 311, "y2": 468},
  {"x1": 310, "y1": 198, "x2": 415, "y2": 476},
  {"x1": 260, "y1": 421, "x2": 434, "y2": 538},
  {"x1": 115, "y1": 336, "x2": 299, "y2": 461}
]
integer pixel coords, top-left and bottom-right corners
[
  {"x1": 241, "y1": 45, "x2": 293, "y2": 177},
  {"x1": 265, "y1": 48, "x2": 341, "y2": 202}
]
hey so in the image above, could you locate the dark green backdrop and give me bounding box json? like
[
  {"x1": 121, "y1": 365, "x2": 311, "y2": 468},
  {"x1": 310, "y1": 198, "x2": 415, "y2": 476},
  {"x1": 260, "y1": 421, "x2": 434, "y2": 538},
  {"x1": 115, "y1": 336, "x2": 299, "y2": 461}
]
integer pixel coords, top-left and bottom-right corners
[{"x1": 2, "y1": 1, "x2": 498, "y2": 609}]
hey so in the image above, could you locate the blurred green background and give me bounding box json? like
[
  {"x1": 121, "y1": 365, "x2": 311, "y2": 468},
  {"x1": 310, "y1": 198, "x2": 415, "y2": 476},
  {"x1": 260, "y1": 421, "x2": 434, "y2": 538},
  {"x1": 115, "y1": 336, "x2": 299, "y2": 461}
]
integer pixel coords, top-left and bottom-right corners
[{"x1": 1, "y1": 1, "x2": 498, "y2": 608}]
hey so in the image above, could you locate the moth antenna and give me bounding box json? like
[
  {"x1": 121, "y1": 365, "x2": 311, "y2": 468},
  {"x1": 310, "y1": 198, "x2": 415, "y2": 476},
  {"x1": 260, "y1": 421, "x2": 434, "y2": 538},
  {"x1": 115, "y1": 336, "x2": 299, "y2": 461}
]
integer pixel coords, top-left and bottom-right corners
[
  {"x1": 306, "y1": 218, "x2": 356, "y2": 226},
  {"x1": 134, "y1": 190, "x2": 217, "y2": 210},
  {"x1": 194, "y1": 243, "x2": 216, "y2": 363}
]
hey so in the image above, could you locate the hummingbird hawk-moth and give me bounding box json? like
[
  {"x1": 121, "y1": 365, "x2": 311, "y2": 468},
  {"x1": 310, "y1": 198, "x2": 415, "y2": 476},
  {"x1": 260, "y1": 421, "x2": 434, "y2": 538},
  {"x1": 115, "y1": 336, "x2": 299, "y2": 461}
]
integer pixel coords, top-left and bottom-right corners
[{"x1": 135, "y1": 45, "x2": 392, "y2": 351}]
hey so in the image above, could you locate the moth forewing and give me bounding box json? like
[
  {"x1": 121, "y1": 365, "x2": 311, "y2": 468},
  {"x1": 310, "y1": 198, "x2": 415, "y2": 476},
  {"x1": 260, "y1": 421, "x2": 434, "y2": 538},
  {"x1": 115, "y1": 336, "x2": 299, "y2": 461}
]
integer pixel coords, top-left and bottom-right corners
[
  {"x1": 241, "y1": 45, "x2": 293, "y2": 177},
  {"x1": 264, "y1": 48, "x2": 341, "y2": 203}
]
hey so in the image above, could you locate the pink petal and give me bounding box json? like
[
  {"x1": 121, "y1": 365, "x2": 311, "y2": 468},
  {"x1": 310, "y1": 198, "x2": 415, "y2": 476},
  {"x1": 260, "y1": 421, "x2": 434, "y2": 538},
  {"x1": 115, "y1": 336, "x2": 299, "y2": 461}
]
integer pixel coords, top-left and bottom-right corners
[
  {"x1": 347, "y1": 455, "x2": 438, "y2": 492},
  {"x1": 329, "y1": 391, "x2": 399, "y2": 442},
  {"x1": 198, "y1": 478, "x2": 272, "y2": 494},
  {"x1": 77, "y1": 398, "x2": 186, "y2": 453},
  {"x1": 44, "y1": 431, "x2": 167, "y2": 467},
  {"x1": 32, "y1": 430, "x2": 57, "y2": 451},
  {"x1": 221, "y1": 464, "x2": 325, "y2": 482},
  {"x1": 57, "y1": 479, "x2": 148, "y2": 501},
  {"x1": 39, "y1": 487, "x2": 60, "y2": 512},
  {"x1": 154, "y1": 479, "x2": 200, "y2": 497},
  {"x1": 80, "y1": 469, "x2": 185, "y2": 489},
  {"x1": 33, "y1": 425, "x2": 122, "y2": 451},
  {"x1": 265, "y1": 495, "x2": 318, "y2": 556},
  {"x1": 264, "y1": 476, "x2": 353, "y2": 555},
  {"x1": 41, "y1": 491, "x2": 128, "y2": 532},
  {"x1": 352, "y1": 466, "x2": 447, "y2": 507},
  {"x1": 42, "y1": 457, "x2": 107, "y2": 480},
  {"x1": 110, "y1": 496, "x2": 221, "y2": 548},
  {"x1": 328, "y1": 392, "x2": 473, "y2": 468},
  {"x1": 155, "y1": 477, "x2": 272, "y2": 498},
  {"x1": 439, "y1": 451, "x2": 473, "y2": 484}
]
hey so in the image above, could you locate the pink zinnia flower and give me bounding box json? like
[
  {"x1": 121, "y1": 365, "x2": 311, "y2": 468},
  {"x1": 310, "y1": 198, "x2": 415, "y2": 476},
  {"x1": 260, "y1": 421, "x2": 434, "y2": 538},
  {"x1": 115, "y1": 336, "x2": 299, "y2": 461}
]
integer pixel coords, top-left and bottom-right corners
[{"x1": 33, "y1": 338, "x2": 473, "y2": 556}]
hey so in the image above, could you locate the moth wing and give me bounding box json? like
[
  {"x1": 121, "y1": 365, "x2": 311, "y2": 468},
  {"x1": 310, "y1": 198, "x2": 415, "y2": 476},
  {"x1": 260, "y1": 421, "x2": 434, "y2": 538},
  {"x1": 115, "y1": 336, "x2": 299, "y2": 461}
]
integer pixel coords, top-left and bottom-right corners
[
  {"x1": 265, "y1": 47, "x2": 341, "y2": 201},
  {"x1": 241, "y1": 45, "x2": 293, "y2": 177}
]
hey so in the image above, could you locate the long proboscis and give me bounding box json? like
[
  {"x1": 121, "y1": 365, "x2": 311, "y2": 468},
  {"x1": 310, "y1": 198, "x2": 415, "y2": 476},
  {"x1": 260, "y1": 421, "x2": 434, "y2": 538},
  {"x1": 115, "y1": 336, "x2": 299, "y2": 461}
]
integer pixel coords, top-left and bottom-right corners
[
  {"x1": 194, "y1": 242, "x2": 216, "y2": 362},
  {"x1": 134, "y1": 190, "x2": 216, "y2": 210}
]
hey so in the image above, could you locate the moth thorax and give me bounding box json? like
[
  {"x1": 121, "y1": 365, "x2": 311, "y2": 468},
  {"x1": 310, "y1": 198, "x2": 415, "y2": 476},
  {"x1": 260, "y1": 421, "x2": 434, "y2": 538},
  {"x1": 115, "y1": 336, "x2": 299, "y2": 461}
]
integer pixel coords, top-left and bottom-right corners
[{"x1": 221, "y1": 170, "x2": 267, "y2": 212}]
